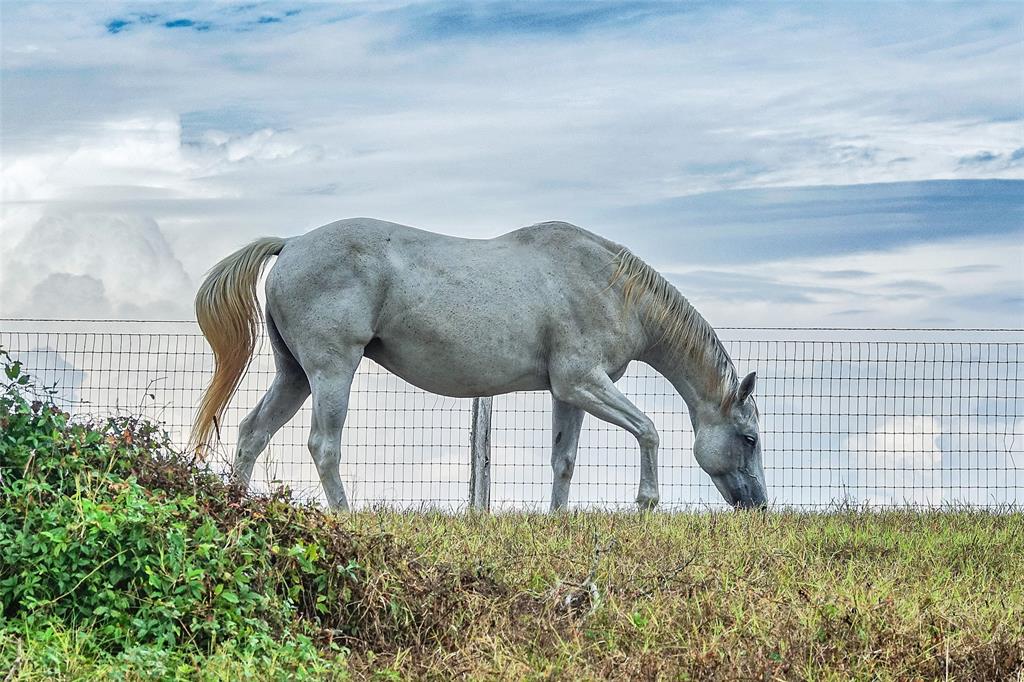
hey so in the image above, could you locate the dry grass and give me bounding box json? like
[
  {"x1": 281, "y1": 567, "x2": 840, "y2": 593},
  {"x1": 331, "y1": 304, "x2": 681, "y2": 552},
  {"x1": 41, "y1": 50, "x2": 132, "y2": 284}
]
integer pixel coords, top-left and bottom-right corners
[{"x1": 338, "y1": 509, "x2": 1023, "y2": 681}]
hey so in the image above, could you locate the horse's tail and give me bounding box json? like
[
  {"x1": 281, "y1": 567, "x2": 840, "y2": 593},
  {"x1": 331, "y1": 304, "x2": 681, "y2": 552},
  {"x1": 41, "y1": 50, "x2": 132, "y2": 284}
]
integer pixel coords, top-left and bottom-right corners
[{"x1": 190, "y1": 237, "x2": 287, "y2": 455}]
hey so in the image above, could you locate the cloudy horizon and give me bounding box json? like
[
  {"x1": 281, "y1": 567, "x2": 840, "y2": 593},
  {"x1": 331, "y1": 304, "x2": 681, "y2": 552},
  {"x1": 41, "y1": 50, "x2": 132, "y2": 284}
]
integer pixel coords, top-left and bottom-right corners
[{"x1": 2, "y1": 1, "x2": 1022, "y2": 328}]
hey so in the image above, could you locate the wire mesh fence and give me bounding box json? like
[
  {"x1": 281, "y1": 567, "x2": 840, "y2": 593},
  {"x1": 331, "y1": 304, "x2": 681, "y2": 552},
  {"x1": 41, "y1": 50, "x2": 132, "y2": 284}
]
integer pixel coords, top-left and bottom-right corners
[{"x1": 1, "y1": 320, "x2": 1021, "y2": 510}]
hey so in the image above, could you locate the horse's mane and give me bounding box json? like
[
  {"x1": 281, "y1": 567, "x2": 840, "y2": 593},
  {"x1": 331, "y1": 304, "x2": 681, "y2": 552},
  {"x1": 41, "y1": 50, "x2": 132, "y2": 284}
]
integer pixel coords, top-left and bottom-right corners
[{"x1": 610, "y1": 248, "x2": 739, "y2": 409}]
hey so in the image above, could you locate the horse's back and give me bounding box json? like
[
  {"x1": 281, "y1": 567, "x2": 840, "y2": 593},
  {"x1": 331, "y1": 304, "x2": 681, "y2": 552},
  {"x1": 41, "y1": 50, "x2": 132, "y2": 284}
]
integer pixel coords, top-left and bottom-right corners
[
  {"x1": 266, "y1": 218, "x2": 641, "y2": 396},
  {"x1": 291, "y1": 216, "x2": 620, "y2": 258},
  {"x1": 273, "y1": 217, "x2": 621, "y2": 297},
  {"x1": 500, "y1": 220, "x2": 623, "y2": 256}
]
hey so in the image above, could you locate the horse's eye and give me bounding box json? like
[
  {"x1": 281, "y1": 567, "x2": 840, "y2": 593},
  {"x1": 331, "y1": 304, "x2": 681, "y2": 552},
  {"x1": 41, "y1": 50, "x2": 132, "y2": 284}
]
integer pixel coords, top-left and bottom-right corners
[{"x1": 743, "y1": 435, "x2": 757, "y2": 447}]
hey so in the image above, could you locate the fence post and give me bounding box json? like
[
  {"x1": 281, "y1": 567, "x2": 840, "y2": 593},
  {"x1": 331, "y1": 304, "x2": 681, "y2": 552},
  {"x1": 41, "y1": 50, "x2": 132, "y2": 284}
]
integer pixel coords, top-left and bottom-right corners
[{"x1": 469, "y1": 397, "x2": 493, "y2": 511}]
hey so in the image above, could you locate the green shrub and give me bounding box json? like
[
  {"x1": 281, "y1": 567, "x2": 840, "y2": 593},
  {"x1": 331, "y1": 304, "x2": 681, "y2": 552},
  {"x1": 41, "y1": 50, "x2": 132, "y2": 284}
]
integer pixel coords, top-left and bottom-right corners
[{"x1": 0, "y1": 348, "x2": 351, "y2": 674}]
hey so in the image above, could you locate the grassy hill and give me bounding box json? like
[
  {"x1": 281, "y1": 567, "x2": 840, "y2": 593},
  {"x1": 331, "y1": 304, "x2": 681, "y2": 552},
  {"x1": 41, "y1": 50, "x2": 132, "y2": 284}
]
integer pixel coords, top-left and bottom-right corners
[{"x1": 2, "y1": 349, "x2": 1022, "y2": 680}]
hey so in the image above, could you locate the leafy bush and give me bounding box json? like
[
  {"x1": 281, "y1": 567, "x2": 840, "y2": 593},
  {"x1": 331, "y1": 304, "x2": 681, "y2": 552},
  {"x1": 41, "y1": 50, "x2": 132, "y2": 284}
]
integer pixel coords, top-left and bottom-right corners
[
  {"x1": 0, "y1": 347, "x2": 352, "y2": 674},
  {"x1": 0, "y1": 347, "x2": 509, "y2": 678}
]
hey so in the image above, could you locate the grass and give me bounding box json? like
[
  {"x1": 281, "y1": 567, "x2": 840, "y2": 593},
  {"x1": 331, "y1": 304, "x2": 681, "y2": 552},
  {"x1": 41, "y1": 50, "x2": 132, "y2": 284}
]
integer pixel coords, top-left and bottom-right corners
[
  {"x1": 0, "y1": 629, "x2": 344, "y2": 681},
  {"x1": 7, "y1": 509, "x2": 1021, "y2": 681},
  {"x1": 333, "y1": 509, "x2": 1023, "y2": 680}
]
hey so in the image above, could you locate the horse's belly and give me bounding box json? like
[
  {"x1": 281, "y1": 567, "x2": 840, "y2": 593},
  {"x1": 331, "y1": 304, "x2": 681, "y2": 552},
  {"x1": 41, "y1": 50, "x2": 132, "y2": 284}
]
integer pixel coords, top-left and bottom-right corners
[{"x1": 363, "y1": 336, "x2": 549, "y2": 398}]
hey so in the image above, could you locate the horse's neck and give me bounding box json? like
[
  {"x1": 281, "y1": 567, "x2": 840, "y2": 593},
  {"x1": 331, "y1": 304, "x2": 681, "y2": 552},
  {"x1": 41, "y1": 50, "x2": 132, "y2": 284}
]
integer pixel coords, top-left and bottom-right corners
[{"x1": 640, "y1": 345, "x2": 721, "y2": 430}]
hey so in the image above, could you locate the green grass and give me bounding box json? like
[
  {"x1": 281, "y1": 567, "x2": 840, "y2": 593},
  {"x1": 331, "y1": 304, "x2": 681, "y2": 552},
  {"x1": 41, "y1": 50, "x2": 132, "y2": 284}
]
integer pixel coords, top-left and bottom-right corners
[{"x1": 0, "y1": 626, "x2": 346, "y2": 681}]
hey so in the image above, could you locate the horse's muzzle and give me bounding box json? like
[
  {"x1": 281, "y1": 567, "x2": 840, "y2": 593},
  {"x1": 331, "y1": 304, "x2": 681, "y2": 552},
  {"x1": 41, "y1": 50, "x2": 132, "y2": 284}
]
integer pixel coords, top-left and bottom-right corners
[
  {"x1": 733, "y1": 478, "x2": 768, "y2": 510},
  {"x1": 733, "y1": 496, "x2": 768, "y2": 511},
  {"x1": 713, "y1": 471, "x2": 768, "y2": 510}
]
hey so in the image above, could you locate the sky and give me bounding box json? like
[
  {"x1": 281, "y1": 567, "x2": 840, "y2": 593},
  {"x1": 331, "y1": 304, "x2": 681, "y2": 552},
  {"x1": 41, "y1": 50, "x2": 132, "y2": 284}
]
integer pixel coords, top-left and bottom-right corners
[
  {"x1": 0, "y1": 2, "x2": 1022, "y2": 509},
  {"x1": 2, "y1": 0, "x2": 1022, "y2": 327}
]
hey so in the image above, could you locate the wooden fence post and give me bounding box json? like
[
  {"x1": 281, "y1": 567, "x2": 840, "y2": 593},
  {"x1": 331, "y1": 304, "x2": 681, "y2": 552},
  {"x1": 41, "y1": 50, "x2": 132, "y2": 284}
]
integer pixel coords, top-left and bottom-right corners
[{"x1": 469, "y1": 397, "x2": 493, "y2": 511}]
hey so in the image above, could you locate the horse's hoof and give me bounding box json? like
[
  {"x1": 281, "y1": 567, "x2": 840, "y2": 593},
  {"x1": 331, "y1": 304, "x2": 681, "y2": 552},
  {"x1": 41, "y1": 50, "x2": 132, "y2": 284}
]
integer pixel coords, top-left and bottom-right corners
[{"x1": 636, "y1": 495, "x2": 659, "y2": 511}]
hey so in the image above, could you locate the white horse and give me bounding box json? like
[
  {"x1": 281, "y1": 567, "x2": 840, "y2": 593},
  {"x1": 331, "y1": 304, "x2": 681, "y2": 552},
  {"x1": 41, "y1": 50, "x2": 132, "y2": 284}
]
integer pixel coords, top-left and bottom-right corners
[{"x1": 192, "y1": 218, "x2": 766, "y2": 510}]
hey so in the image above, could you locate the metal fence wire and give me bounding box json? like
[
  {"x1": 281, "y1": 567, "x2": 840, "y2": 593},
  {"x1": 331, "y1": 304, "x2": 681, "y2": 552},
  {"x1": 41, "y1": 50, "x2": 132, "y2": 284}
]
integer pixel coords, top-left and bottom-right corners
[{"x1": 1, "y1": 320, "x2": 1021, "y2": 510}]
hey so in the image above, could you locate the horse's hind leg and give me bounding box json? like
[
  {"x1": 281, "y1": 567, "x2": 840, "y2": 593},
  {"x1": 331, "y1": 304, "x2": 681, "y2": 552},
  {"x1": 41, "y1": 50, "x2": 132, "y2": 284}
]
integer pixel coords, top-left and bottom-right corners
[
  {"x1": 550, "y1": 397, "x2": 585, "y2": 511},
  {"x1": 551, "y1": 369, "x2": 660, "y2": 510},
  {"x1": 306, "y1": 347, "x2": 363, "y2": 510},
  {"x1": 233, "y1": 353, "x2": 310, "y2": 487}
]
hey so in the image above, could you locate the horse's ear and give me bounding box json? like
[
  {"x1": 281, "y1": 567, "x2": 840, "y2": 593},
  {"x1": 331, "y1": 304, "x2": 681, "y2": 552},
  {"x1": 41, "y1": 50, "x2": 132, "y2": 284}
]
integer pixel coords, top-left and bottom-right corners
[{"x1": 737, "y1": 371, "x2": 756, "y2": 403}]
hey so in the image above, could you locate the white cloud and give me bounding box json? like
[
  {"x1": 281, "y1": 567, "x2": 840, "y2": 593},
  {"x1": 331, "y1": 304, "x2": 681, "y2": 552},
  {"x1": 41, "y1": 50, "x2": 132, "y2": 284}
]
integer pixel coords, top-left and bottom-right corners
[
  {"x1": 843, "y1": 415, "x2": 944, "y2": 506},
  {"x1": 12, "y1": 346, "x2": 85, "y2": 411},
  {"x1": 199, "y1": 127, "x2": 320, "y2": 165},
  {"x1": 0, "y1": 212, "x2": 193, "y2": 319},
  {"x1": 1, "y1": 1, "x2": 1020, "y2": 326}
]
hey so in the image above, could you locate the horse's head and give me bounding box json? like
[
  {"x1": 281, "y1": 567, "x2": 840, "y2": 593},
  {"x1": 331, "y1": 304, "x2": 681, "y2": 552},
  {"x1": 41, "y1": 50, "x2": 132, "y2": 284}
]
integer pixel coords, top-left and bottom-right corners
[{"x1": 694, "y1": 371, "x2": 768, "y2": 509}]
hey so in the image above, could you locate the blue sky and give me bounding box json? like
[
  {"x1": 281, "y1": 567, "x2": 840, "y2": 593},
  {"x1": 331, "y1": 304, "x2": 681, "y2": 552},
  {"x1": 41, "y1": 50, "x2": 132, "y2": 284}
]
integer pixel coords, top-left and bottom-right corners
[{"x1": 1, "y1": 1, "x2": 1022, "y2": 326}]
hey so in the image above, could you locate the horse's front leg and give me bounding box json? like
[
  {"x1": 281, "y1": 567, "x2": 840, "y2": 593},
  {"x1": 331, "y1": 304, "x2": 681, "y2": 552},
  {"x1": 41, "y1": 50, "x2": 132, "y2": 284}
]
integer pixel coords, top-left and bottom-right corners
[
  {"x1": 550, "y1": 397, "x2": 585, "y2": 511},
  {"x1": 551, "y1": 369, "x2": 660, "y2": 510}
]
